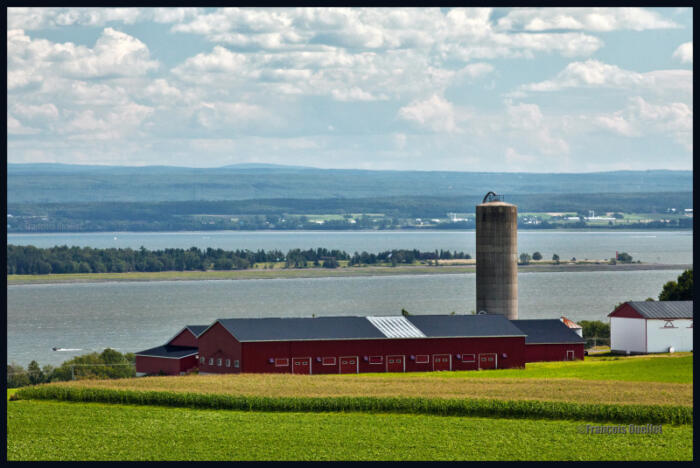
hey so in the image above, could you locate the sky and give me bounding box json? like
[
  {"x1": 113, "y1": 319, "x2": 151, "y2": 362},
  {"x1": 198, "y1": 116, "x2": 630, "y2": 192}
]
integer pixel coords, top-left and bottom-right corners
[{"x1": 6, "y1": 7, "x2": 693, "y2": 172}]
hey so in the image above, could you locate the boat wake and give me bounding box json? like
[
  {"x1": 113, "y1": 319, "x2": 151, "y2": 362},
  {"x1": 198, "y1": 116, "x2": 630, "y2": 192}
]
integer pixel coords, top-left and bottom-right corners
[{"x1": 52, "y1": 347, "x2": 82, "y2": 352}]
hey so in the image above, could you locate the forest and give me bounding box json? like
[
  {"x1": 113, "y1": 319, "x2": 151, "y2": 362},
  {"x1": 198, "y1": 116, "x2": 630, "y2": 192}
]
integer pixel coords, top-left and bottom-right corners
[{"x1": 6, "y1": 245, "x2": 471, "y2": 275}]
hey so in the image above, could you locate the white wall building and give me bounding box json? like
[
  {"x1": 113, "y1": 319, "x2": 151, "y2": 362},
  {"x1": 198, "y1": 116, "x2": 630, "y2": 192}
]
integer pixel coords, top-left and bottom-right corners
[{"x1": 608, "y1": 301, "x2": 693, "y2": 354}]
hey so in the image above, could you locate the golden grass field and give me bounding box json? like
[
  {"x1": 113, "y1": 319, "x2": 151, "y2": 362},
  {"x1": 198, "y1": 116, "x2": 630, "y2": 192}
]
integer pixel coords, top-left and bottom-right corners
[{"x1": 51, "y1": 373, "x2": 692, "y2": 407}]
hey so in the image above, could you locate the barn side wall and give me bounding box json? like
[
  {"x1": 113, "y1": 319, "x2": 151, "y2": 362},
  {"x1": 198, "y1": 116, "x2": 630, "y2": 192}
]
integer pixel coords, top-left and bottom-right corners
[
  {"x1": 217, "y1": 336, "x2": 528, "y2": 374},
  {"x1": 610, "y1": 317, "x2": 646, "y2": 353},
  {"x1": 646, "y1": 319, "x2": 693, "y2": 353},
  {"x1": 524, "y1": 343, "x2": 584, "y2": 362},
  {"x1": 135, "y1": 355, "x2": 197, "y2": 375},
  {"x1": 197, "y1": 322, "x2": 243, "y2": 373}
]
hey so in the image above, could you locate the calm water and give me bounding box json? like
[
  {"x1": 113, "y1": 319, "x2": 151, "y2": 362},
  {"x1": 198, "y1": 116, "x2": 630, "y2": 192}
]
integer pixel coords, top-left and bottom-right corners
[
  {"x1": 8, "y1": 269, "x2": 686, "y2": 366},
  {"x1": 7, "y1": 229, "x2": 693, "y2": 264},
  {"x1": 6, "y1": 230, "x2": 692, "y2": 366}
]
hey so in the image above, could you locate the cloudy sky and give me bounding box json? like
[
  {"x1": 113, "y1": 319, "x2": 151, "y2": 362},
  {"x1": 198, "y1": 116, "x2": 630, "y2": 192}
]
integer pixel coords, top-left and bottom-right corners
[{"x1": 7, "y1": 7, "x2": 693, "y2": 172}]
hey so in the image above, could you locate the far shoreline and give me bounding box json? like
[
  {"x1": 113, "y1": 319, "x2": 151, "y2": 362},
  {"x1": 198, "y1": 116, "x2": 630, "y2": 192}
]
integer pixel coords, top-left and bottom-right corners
[{"x1": 7, "y1": 262, "x2": 691, "y2": 286}]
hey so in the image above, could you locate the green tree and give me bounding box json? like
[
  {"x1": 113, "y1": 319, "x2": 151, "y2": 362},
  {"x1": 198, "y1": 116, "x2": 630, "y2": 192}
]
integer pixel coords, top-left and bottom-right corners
[
  {"x1": 659, "y1": 269, "x2": 693, "y2": 301},
  {"x1": 7, "y1": 363, "x2": 30, "y2": 388},
  {"x1": 519, "y1": 253, "x2": 531, "y2": 265},
  {"x1": 552, "y1": 253, "x2": 560, "y2": 264},
  {"x1": 616, "y1": 252, "x2": 633, "y2": 263},
  {"x1": 27, "y1": 360, "x2": 44, "y2": 385},
  {"x1": 401, "y1": 308, "x2": 411, "y2": 317},
  {"x1": 532, "y1": 251, "x2": 542, "y2": 261}
]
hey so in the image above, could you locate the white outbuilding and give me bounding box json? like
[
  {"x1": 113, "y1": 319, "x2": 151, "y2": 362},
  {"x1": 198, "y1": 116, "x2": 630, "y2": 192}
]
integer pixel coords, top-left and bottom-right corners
[{"x1": 608, "y1": 301, "x2": 693, "y2": 354}]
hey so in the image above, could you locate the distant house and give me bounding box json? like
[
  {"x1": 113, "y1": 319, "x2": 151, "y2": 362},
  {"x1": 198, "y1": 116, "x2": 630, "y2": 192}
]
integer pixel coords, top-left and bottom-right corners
[{"x1": 608, "y1": 301, "x2": 693, "y2": 354}]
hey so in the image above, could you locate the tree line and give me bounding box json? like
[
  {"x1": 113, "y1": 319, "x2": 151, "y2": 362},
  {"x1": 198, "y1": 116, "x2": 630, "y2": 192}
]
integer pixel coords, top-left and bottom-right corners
[
  {"x1": 7, "y1": 348, "x2": 135, "y2": 388},
  {"x1": 6, "y1": 245, "x2": 472, "y2": 274}
]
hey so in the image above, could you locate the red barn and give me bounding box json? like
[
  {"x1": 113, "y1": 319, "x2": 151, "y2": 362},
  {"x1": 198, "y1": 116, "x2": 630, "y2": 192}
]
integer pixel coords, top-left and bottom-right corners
[
  {"x1": 135, "y1": 325, "x2": 207, "y2": 375},
  {"x1": 511, "y1": 319, "x2": 585, "y2": 362},
  {"x1": 196, "y1": 314, "x2": 528, "y2": 374}
]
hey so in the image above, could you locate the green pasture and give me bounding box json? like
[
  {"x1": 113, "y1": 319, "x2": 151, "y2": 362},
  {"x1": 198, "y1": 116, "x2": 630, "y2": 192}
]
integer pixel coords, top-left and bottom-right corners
[{"x1": 7, "y1": 399, "x2": 691, "y2": 461}]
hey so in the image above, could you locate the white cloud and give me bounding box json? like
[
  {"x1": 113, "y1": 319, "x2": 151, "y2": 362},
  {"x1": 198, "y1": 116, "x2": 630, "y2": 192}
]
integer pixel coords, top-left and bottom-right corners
[
  {"x1": 7, "y1": 28, "x2": 158, "y2": 91},
  {"x1": 505, "y1": 147, "x2": 536, "y2": 164},
  {"x1": 504, "y1": 101, "x2": 569, "y2": 155},
  {"x1": 8, "y1": 7, "x2": 200, "y2": 30},
  {"x1": 398, "y1": 95, "x2": 460, "y2": 133},
  {"x1": 520, "y1": 60, "x2": 692, "y2": 99},
  {"x1": 591, "y1": 96, "x2": 692, "y2": 149},
  {"x1": 594, "y1": 114, "x2": 638, "y2": 137},
  {"x1": 497, "y1": 8, "x2": 680, "y2": 32},
  {"x1": 673, "y1": 42, "x2": 692, "y2": 64}
]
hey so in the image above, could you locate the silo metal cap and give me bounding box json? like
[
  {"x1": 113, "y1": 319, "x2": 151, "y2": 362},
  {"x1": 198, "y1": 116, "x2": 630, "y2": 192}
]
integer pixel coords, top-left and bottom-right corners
[{"x1": 482, "y1": 191, "x2": 504, "y2": 203}]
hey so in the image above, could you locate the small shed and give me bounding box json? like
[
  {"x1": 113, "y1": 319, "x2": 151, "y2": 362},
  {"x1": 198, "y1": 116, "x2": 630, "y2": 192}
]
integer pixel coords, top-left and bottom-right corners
[
  {"x1": 135, "y1": 324, "x2": 207, "y2": 375},
  {"x1": 609, "y1": 301, "x2": 693, "y2": 354},
  {"x1": 511, "y1": 319, "x2": 585, "y2": 362}
]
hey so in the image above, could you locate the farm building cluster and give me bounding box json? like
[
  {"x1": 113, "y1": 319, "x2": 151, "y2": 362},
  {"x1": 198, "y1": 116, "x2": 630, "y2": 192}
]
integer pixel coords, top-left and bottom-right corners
[
  {"x1": 134, "y1": 193, "x2": 693, "y2": 376},
  {"x1": 135, "y1": 314, "x2": 585, "y2": 375}
]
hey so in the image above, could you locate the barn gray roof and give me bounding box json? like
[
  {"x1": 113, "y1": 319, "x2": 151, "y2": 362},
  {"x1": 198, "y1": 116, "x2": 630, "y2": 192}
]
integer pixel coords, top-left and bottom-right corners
[
  {"x1": 186, "y1": 325, "x2": 208, "y2": 337},
  {"x1": 625, "y1": 301, "x2": 693, "y2": 319},
  {"x1": 135, "y1": 345, "x2": 198, "y2": 359},
  {"x1": 217, "y1": 317, "x2": 387, "y2": 342},
  {"x1": 215, "y1": 314, "x2": 526, "y2": 342},
  {"x1": 407, "y1": 314, "x2": 525, "y2": 338},
  {"x1": 511, "y1": 319, "x2": 585, "y2": 344}
]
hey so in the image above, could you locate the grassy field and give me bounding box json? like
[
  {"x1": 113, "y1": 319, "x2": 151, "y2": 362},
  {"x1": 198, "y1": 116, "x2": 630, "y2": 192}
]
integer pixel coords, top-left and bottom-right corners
[
  {"x1": 7, "y1": 399, "x2": 692, "y2": 461},
  {"x1": 6, "y1": 262, "x2": 687, "y2": 284},
  {"x1": 8, "y1": 354, "x2": 693, "y2": 461}
]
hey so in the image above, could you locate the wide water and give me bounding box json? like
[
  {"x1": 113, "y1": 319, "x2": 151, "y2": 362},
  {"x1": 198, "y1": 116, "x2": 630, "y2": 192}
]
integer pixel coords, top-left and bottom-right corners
[
  {"x1": 7, "y1": 230, "x2": 692, "y2": 366},
  {"x1": 7, "y1": 229, "x2": 693, "y2": 264}
]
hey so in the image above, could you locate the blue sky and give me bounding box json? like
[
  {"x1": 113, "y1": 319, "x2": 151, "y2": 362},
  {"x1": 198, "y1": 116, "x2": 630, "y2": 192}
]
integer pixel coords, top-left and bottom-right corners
[{"x1": 7, "y1": 7, "x2": 693, "y2": 172}]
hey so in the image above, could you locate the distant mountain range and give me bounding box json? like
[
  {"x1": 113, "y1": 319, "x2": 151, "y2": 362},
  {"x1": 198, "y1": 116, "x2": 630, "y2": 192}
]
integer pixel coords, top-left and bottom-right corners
[{"x1": 7, "y1": 163, "x2": 692, "y2": 203}]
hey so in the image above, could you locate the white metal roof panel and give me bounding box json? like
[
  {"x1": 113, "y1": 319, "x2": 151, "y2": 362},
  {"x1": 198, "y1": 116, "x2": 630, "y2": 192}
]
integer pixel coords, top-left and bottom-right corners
[{"x1": 366, "y1": 316, "x2": 426, "y2": 338}]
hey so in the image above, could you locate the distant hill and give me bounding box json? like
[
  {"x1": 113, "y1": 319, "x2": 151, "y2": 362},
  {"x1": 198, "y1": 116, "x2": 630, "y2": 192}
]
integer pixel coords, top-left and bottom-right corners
[{"x1": 7, "y1": 163, "x2": 692, "y2": 203}]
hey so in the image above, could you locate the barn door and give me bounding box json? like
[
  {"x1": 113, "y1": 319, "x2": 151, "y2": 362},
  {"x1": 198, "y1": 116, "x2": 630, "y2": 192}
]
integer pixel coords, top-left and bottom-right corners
[
  {"x1": 478, "y1": 353, "x2": 497, "y2": 370},
  {"x1": 386, "y1": 355, "x2": 405, "y2": 373},
  {"x1": 432, "y1": 354, "x2": 451, "y2": 371},
  {"x1": 566, "y1": 350, "x2": 575, "y2": 361},
  {"x1": 339, "y1": 356, "x2": 358, "y2": 374},
  {"x1": 292, "y1": 357, "x2": 311, "y2": 374}
]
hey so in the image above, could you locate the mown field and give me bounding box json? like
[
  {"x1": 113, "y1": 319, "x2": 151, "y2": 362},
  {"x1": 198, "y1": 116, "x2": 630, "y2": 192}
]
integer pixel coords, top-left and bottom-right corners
[
  {"x1": 7, "y1": 399, "x2": 692, "y2": 461},
  {"x1": 7, "y1": 354, "x2": 693, "y2": 461}
]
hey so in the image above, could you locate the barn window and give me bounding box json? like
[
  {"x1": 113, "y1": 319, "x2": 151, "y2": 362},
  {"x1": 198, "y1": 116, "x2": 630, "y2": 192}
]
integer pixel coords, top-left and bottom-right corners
[
  {"x1": 275, "y1": 358, "x2": 289, "y2": 367},
  {"x1": 234, "y1": 360, "x2": 240, "y2": 368},
  {"x1": 217, "y1": 358, "x2": 222, "y2": 366},
  {"x1": 461, "y1": 354, "x2": 475, "y2": 363},
  {"x1": 225, "y1": 359, "x2": 230, "y2": 367},
  {"x1": 200, "y1": 356, "x2": 205, "y2": 364},
  {"x1": 322, "y1": 357, "x2": 336, "y2": 366},
  {"x1": 415, "y1": 355, "x2": 429, "y2": 364},
  {"x1": 663, "y1": 320, "x2": 677, "y2": 328},
  {"x1": 208, "y1": 358, "x2": 213, "y2": 365},
  {"x1": 369, "y1": 356, "x2": 383, "y2": 364}
]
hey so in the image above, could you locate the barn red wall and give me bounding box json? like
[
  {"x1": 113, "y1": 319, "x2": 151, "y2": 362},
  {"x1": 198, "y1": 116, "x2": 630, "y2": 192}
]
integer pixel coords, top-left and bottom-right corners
[
  {"x1": 524, "y1": 343, "x2": 585, "y2": 363},
  {"x1": 135, "y1": 355, "x2": 198, "y2": 375},
  {"x1": 197, "y1": 322, "x2": 243, "y2": 373},
  {"x1": 168, "y1": 329, "x2": 198, "y2": 347},
  {"x1": 608, "y1": 303, "x2": 644, "y2": 319},
  {"x1": 206, "y1": 336, "x2": 527, "y2": 374}
]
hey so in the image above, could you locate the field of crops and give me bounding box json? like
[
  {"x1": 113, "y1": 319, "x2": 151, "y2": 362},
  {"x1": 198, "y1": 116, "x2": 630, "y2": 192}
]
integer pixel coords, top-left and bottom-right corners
[
  {"x1": 7, "y1": 399, "x2": 692, "y2": 461},
  {"x1": 7, "y1": 354, "x2": 693, "y2": 461}
]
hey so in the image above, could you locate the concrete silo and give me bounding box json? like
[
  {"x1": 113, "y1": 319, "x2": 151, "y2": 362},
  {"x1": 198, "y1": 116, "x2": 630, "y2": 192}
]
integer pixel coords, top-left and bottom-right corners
[{"x1": 476, "y1": 192, "x2": 518, "y2": 320}]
